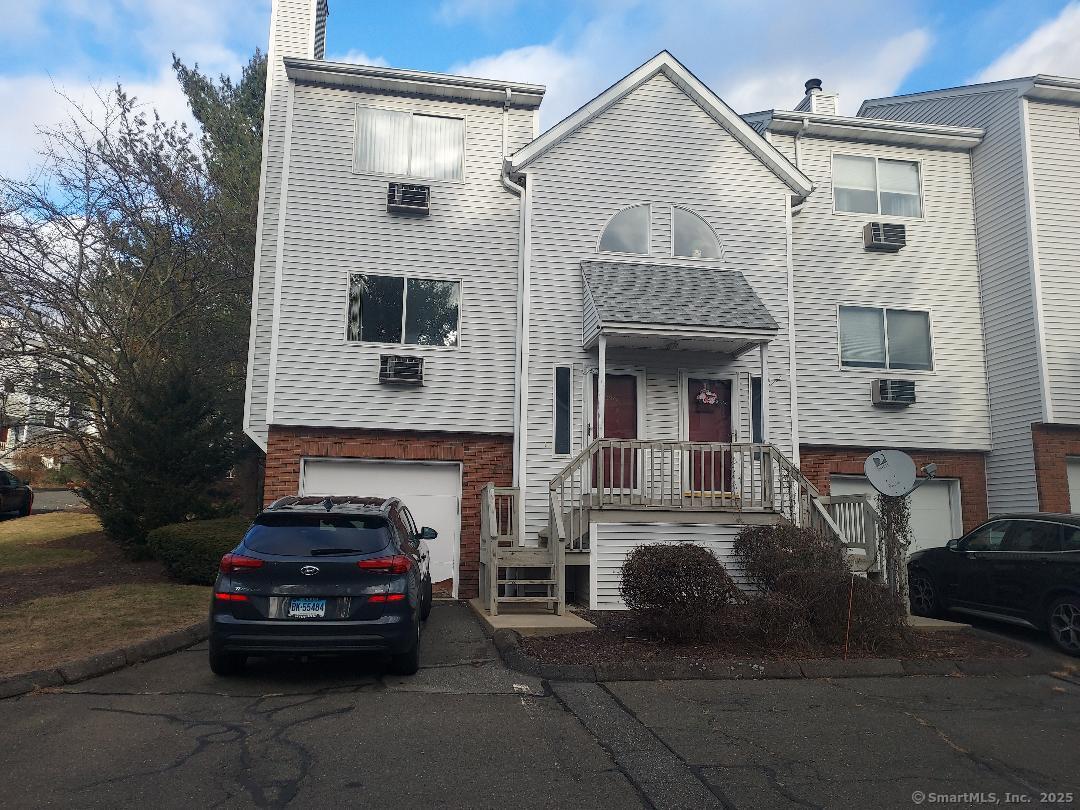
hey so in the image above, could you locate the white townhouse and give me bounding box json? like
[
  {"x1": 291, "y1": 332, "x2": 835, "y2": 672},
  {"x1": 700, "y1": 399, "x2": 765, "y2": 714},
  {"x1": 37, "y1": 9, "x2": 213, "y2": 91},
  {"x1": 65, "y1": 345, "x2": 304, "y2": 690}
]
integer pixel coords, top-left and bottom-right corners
[
  {"x1": 247, "y1": 0, "x2": 1019, "y2": 611},
  {"x1": 860, "y1": 77, "x2": 1080, "y2": 517}
]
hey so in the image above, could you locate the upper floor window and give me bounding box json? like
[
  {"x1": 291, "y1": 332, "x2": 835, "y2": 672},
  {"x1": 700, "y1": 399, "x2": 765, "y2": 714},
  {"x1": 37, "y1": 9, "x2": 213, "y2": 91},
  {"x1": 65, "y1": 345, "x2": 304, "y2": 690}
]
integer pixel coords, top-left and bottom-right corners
[
  {"x1": 355, "y1": 107, "x2": 464, "y2": 181},
  {"x1": 672, "y1": 207, "x2": 722, "y2": 259},
  {"x1": 838, "y1": 305, "x2": 932, "y2": 370},
  {"x1": 598, "y1": 204, "x2": 650, "y2": 254},
  {"x1": 833, "y1": 155, "x2": 922, "y2": 218},
  {"x1": 348, "y1": 273, "x2": 460, "y2": 346}
]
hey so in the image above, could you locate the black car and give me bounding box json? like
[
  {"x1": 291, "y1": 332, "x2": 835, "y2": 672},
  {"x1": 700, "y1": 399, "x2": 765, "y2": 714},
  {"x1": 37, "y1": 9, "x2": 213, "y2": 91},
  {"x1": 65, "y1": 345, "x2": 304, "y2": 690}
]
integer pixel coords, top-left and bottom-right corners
[
  {"x1": 209, "y1": 495, "x2": 436, "y2": 676},
  {"x1": 907, "y1": 513, "x2": 1080, "y2": 655},
  {"x1": 0, "y1": 469, "x2": 33, "y2": 517}
]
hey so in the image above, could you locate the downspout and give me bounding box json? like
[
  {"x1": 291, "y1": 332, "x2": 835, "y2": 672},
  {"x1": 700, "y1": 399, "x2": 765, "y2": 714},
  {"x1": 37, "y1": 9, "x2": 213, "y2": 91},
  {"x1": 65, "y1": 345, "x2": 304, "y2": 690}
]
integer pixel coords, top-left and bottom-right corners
[{"x1": 790, "y1": 116, "x2": 811, "y2": 216}]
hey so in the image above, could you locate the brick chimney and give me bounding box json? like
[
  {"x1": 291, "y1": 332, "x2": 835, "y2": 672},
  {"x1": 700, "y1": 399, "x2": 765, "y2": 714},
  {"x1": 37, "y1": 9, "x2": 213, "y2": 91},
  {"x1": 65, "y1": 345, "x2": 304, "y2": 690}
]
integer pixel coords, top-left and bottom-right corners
[{"x1": 795, "y1": 78, "x2": 839, "y2": 116}]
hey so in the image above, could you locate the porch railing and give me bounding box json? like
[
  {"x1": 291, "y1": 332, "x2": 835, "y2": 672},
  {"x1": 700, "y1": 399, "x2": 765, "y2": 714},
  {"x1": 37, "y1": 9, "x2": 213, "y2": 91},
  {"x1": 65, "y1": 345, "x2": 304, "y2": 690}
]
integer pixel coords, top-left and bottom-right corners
[
  {"x1": 548, "y1": 439, "x2": 867, "y2": 556},
  {"x1": 817, "y1": 494, "x2": 883, "y2": 574}
]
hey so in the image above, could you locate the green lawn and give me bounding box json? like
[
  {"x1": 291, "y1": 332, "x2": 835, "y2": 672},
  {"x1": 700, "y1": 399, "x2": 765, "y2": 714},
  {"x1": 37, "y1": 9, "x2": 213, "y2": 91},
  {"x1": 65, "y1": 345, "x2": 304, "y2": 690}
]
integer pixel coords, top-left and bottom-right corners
[
  {"x1": 0, "y1": 512, "x2": 102, "y2": 572},
  {"x1": 0, "y1": 583, "x2": 210, "y2": 675}
]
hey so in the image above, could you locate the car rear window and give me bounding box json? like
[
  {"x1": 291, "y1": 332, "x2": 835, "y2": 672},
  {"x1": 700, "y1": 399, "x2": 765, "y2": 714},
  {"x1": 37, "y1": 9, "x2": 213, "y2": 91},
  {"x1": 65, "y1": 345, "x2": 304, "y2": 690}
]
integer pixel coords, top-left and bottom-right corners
[{"x1": 243, "y1": 513, "x2": 391, "y2": 556}]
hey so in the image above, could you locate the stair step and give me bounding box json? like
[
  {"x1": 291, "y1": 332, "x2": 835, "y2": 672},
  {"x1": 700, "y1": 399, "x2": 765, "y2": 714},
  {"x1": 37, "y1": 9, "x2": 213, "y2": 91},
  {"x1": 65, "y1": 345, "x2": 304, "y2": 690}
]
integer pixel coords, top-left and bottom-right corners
[
  {"x1": 495, "y1": 596, "x2": 559, "y2": 603},
  {"x1": 497, "y1": 579, "x2": 556, "y2": 585}
]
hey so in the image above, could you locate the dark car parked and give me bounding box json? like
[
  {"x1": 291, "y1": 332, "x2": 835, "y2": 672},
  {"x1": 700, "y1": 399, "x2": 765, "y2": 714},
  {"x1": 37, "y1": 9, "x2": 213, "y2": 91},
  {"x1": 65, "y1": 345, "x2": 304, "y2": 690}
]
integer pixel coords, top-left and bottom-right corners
[
  {"x1": 908, "y1": 513, "x2": 1080, "y2": 655},
  {"x1": 0, "y1": 469, "x2": 32, "y2": 517},
  {"x1": 209, "y1": 495, "x2": 436, "y2": 676}
]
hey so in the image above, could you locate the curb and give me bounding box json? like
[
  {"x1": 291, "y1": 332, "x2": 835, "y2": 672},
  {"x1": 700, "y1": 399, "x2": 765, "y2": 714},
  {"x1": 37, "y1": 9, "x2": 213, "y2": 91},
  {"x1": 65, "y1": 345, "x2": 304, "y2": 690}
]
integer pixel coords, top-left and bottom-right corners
[
  {"x1": 0, "y1": 621, "x2": 208, "y2": 700},
  {"x1": 491, "y1": 629, "x2": 1054, "y2": 682}
]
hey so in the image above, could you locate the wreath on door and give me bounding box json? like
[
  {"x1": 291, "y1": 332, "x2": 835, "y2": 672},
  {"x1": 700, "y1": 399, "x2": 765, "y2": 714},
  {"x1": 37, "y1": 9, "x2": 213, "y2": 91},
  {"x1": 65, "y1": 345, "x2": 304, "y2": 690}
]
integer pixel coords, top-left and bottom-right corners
[{"x1": 695, "y1": 382, "x2": 722, "y2": 410}]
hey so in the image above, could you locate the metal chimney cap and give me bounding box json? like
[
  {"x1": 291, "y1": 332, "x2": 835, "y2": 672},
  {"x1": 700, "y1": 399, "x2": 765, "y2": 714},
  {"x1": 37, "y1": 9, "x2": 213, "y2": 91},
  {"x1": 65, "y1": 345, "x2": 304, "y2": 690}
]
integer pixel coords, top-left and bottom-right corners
[{"x1": 804, "y1": 78, "x2": 823, "y2": 94}]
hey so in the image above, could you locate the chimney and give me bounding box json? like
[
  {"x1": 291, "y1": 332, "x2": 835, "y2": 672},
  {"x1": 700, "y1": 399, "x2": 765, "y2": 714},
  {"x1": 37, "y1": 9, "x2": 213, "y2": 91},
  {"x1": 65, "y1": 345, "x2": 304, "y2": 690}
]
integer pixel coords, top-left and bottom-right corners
[
  {"x1": 314, "y1": 0, "x2": 329, "y2": 60},
  {"x1": 795, "y1": 77, "x2": 839, "y2": 116}
]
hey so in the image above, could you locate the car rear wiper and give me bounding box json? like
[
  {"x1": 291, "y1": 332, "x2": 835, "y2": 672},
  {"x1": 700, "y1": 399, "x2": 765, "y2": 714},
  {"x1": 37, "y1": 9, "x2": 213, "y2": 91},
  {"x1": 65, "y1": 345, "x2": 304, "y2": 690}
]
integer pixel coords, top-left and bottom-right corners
[{"x1": 309, "y1": 547, "x2": 368, "y2": 556}]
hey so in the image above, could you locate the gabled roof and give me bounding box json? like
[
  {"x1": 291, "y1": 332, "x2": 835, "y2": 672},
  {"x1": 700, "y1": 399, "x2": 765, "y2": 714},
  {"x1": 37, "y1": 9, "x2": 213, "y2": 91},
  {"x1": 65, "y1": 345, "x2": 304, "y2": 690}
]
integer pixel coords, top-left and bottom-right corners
[
  {"x1": 744, "y1": 109, "x2": 983, "y2": 150},
  {"x1": 508, "y1": 51, "x2": 814, "y2": 198}
]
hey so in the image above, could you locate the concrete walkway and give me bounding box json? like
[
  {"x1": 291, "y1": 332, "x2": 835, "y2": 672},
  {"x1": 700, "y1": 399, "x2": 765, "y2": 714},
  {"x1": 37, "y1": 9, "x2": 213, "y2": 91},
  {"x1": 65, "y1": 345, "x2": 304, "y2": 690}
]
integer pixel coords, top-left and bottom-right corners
[{"x1": 2, "y1": 601, "x2": 1078, "y2": 808}]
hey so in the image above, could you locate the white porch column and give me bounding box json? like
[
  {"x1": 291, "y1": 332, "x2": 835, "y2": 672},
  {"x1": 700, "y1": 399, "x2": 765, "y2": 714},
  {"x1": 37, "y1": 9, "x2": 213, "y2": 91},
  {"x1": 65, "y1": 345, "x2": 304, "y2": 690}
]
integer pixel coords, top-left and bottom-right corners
[
  {"x1": 597, "y1": 334, "x2": 607, "y2": 440},
  {"x1": 759, "y1": 341, "x2": 769, "y2": 444}
]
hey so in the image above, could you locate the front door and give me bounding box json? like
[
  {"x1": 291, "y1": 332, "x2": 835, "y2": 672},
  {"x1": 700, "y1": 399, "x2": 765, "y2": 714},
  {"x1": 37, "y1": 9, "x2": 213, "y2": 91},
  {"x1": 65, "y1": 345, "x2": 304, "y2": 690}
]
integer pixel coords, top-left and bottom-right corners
[
  {"x1": 592, "y1": 374, "x2": 638, "y2": 489},
  {"x1": 686, "y1": 378, "x2": 733, "y2": 492}
]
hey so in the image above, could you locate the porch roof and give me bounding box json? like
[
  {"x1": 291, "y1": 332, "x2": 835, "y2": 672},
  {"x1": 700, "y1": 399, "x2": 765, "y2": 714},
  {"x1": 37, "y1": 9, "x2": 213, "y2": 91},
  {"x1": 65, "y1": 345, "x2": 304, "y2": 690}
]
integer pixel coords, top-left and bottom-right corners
[{"x1": 581, "y1": 261, "x2": 778, "y2": 353}]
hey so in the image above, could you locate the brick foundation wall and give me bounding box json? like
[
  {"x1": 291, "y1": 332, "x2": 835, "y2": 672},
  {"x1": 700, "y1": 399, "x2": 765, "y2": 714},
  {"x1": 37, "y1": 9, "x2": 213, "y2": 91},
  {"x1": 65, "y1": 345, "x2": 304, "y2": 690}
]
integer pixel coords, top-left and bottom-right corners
[
  {"x1": 264, "y1": 426, "x2": 514, "y2": 599},
  {"x1": 799, "y1": 445, "x2": 988, "y2": 533},
  {"x1": 1031, "y1": 423, "x2": 1080, "y2": 513}
]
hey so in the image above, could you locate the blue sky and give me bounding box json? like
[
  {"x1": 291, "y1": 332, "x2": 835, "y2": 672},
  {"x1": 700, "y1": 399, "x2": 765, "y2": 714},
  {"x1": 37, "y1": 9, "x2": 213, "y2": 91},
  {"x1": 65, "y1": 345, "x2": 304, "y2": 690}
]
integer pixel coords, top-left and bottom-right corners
[{"x1": 2, "y1": 0, "x2": 1079, "y2": 178}]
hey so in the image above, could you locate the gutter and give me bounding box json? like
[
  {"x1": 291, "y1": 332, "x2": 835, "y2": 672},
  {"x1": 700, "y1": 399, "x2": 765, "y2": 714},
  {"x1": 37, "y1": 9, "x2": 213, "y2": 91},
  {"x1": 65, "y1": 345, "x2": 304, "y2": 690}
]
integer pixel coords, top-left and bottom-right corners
[{"x1": 790, "y1": 116, "x2": 811, "y2": 217}]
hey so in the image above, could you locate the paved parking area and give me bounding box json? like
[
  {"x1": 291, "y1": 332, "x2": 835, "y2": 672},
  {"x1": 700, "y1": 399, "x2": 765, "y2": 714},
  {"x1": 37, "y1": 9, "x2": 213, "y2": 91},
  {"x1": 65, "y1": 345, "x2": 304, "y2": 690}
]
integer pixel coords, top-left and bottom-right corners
[{"x1": 1, "y1": 602, "x2": 1078, "y2": 809}]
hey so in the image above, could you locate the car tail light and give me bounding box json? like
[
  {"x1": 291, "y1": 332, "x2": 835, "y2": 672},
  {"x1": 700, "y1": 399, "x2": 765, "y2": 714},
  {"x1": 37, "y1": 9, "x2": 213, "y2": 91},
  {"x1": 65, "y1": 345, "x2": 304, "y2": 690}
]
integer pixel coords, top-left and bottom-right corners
[
  {"x1": 368, "y1": 593, "x2": 406, "y2": 603},
  {"x1": 219, "y1": 554, "x2": 264, "y2": 574},
  {"x1": 357, "y1": 555, "x2": 412, "y2": 575},
  {"x1": 214, "y1": 592, "x2": 249, "y2": 602}
]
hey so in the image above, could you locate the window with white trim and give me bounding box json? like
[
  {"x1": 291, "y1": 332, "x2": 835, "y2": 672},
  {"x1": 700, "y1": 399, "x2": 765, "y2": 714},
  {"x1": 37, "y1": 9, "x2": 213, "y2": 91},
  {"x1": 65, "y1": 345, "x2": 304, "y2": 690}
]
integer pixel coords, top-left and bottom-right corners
[
  {"x1": 833, "y1": 155, "x2": 922, "y2": 217},
  {"x1": 839, "y1": 306, "x2": 932, "y2": 370},
  {"x1": 355, "y1": 107, "x2": 464, "y2": 181},
  {"x1": 554, "y1": 366, "x2": 572, "y2": 455},
  {"x1": 672, "y1": 207, "x2": 722, "y2": 259},
  {"x1": 348, "y1": 274, "x2": 460, "y2": 346},
  {"x1": 598, "y1": 204, "x2": 649, "y2": 254}
]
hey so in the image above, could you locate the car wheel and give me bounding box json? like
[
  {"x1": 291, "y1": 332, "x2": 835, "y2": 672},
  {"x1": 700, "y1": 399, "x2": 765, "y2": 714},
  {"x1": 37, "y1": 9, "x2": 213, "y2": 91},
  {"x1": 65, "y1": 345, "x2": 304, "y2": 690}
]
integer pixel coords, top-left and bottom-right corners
[
  {"x1": 17, "y1": 495, "x2": 31, "y2": 518},
  {"x1": 909, "y1": 571, "x2": 940, "y2": 617},
  {"x1": 208, "y1": 640, "x2": 246, "y2": 676},
  {"x1": 1047, "y1": 596, "x2": 1080, "y2": 657},
  {"x1": 389, "y1": 619, "x2": 421, "y2": 675},
  {"x1": 420, "y1": 576, "x2": 433, "y2": 621}
]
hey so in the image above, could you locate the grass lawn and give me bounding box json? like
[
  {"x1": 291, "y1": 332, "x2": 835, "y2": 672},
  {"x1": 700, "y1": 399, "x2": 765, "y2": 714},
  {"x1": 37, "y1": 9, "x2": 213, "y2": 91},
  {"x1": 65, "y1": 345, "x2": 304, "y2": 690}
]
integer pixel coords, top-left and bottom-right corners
[
  {"x1": 0, "y1": 583, "x2": 210, "y2": 675},
  {"x1": 0, "y1": 513, "x2": 102, "y2": 572}
]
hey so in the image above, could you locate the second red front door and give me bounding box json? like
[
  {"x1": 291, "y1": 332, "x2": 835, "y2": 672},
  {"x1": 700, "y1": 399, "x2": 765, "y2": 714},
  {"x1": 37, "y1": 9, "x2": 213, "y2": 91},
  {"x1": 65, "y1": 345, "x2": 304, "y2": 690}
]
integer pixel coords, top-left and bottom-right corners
[
  {"x1": 687, "y1": 378, "x2": 732, "y2": 492},
  {"x1": 593, "y1": 374, "x2": 637, "y2": 489}
]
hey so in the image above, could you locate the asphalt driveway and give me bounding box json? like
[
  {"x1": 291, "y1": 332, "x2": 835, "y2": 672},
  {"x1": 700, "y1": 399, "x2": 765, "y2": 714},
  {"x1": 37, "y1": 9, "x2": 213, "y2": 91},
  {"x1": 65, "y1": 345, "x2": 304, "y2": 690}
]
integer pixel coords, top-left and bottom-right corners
[{"x1": 1, "y1": 602, "x2": 1078, "y2": 809}]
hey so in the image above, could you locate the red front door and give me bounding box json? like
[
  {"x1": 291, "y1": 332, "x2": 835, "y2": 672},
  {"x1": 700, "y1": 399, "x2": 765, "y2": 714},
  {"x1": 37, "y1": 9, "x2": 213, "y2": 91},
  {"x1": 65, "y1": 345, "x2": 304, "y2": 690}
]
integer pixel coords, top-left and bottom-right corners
[
  {"x1": 593, "y1": 374, "x2": 637, "y2": 489},
  {"x1": 687, "y1": 378, "x2": 732, "y2": 492}
]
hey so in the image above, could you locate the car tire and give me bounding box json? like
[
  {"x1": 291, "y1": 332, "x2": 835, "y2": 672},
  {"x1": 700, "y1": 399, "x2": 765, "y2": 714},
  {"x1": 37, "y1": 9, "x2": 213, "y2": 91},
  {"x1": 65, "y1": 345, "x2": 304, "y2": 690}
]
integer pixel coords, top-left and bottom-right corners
[
  {"x1": 17, "y1": 495, "x2": 31, "y2": 518},
  {"x1": 1047, "y1": 595, "x2": 1080, "y2": 657},
  {"x1": 389, "y1": 619, "x2": 421, "y2": 675},
  {"x1": 909, "y1": 570, "x2": 941, "y2": 617},
  {"x1": 420, "y1": 577, "x2": 433, "y2": 621},
  {"x1": 208, "y1": 640, "x2": 246, "y2": 676}
]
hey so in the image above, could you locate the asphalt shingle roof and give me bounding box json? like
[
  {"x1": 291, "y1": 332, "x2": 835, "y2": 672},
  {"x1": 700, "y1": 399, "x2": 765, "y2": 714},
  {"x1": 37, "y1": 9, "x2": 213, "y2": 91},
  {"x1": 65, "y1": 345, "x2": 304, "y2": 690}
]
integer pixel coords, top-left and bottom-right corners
[{"x1": 581, "y1": 261, "x2": 779, "y2": 332}]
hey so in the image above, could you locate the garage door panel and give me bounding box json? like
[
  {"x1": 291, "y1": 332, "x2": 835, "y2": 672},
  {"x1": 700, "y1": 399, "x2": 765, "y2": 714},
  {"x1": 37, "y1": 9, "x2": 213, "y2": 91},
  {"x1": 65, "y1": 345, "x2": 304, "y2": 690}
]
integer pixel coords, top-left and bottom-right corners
[
  {"x1": 300, "y1": 459, "x2": 461, "y2": 595},
  {"x1": 1068, "y1": 459, "x2": 1080, "y2": 514},
  {"x1": 830, "y1": 475, "x2": 962, "y2": 552}
]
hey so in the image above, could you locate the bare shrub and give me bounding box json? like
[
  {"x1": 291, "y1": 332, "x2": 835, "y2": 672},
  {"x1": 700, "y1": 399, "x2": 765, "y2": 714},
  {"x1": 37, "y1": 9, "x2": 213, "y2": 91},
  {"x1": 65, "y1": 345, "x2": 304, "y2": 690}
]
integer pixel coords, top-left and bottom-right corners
[
  {"x1": 745, "y1": 592, "x2": 816, "y2": 650},
  {"x1": 621, "y1": 543, "x2": 741, "y2": 643},
  {"x1": 732, "y1": 523, "x2": 850, "y2": 590}
]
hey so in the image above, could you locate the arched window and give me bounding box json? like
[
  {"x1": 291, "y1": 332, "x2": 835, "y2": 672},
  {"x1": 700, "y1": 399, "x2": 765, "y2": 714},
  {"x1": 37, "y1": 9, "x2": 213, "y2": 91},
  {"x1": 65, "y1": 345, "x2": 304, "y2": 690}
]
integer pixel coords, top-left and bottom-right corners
[
  {"x1": 672, "y1": 207, "x2": 722, "y2": 259},
  {"x1": 598, "y1": 204, "x2": 650, "y2": 255}
]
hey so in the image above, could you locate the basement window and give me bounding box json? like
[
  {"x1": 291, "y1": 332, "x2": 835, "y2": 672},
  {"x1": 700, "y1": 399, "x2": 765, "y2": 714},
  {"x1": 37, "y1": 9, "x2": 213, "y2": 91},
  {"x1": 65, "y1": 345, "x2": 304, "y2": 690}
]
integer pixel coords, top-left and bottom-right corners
[{"x1": 348, "y1": 274, "x2": 460, "y2": 347}]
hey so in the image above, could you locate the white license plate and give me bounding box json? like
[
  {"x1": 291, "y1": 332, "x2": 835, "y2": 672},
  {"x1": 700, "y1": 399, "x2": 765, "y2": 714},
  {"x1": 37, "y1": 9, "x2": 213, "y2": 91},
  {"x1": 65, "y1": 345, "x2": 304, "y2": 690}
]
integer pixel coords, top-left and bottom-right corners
[{"x1": 288, "y1": 598, "x2": 326, "y2": 618}]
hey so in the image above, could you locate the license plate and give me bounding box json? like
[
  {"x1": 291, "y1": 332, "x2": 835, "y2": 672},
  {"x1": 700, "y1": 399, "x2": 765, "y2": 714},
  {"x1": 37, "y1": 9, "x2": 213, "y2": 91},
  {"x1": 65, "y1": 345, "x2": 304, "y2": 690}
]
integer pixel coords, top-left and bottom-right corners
[{"x1": 288, "y1": 597, "x2": 326, "y2": 618}]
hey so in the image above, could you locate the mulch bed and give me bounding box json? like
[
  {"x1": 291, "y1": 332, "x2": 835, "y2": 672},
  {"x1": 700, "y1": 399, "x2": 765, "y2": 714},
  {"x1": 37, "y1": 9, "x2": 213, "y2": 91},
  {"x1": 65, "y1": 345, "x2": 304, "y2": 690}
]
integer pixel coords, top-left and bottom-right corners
[
  {"x1": 520, "y1": 609, "x2": 1029, "y2": 665},
  {"x1": 0, "y1": 530, "x2": 169, "y2": 610}
]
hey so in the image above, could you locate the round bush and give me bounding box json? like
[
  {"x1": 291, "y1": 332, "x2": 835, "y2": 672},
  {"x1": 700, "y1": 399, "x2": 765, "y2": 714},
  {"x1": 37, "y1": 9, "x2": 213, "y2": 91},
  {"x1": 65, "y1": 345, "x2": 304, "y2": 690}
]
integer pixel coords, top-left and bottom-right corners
[
  {"x1": 732, "y1": 523, "x2": 849, "y2": 591},
  {"x1": 146, "y1": 516, "x2": 252, "y2": 585},
  {"x1": 620, "y1": 543, "x2": 741, "y2": 642}
]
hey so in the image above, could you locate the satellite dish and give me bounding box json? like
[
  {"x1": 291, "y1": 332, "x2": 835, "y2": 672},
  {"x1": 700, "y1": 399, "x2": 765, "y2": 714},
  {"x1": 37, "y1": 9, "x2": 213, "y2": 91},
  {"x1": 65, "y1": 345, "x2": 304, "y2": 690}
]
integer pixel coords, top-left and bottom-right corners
[{"x1": 864, "y1": 449, "x2": 917, "y2": 497}]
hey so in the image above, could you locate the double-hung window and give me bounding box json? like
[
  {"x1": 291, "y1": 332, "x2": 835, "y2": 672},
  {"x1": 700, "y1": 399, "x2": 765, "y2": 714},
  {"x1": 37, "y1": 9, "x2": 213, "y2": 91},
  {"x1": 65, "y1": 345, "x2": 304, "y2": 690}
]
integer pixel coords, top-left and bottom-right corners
[
  {"x1": 833, "y1": 155, "x2": 922, "y2": 217},
  {"x1": 838, "y1": 306, "x2": 932, "y2": 370},
  {"x1": 355, "y1": 107, "x2": 464, "y2": 181},
  {"x1": 348, "y1": 274, "x2": 460, "y2": 347}
]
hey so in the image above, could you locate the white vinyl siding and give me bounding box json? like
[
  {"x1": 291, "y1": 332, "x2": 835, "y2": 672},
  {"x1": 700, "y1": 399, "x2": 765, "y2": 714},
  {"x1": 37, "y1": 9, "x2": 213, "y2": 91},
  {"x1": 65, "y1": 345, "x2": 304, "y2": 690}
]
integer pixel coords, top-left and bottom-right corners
[
  {"x1": 262, "y1": 81, "x2": 534, "y2": 434},
  {"x1": 861, "y1": 89, "x2": 1041, "y2": 512},
  {"x1": 777, "y1": 131, "x2": 991, "y2": 452},
  {"x1": 592, "y1": 522, "x2": 749, "y2": 610},
  {"x1": 521, "y1": 72, "x2": 796, "y2": 537}
]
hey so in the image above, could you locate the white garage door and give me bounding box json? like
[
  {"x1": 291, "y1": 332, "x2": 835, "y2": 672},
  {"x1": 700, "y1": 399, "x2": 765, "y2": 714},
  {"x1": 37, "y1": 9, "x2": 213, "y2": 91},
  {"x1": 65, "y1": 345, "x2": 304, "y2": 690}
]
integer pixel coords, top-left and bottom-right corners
[
  {"x1": 1068, "y1": 458, "x2": 1080, "y2": 514},
  {"x1": 830, "y1": 475, "x2": 963, "y2": 553},
  {"x1": 300, "y1": 459, "x2": 461, "y2": 596}
]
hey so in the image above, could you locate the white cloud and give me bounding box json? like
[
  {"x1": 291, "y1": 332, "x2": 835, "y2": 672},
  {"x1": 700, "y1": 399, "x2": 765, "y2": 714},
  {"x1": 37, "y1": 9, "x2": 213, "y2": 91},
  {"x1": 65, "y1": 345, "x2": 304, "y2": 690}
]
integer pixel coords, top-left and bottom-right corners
[
  {"x1": 327, "y1": 50, "x2": 389, "y2": 67},
  {"x1": 453, "y1": 1, "x2": 933, "y2": 128},
  {"x1": 974, "y1": 1, "x2": 1080, "y2": 82}
]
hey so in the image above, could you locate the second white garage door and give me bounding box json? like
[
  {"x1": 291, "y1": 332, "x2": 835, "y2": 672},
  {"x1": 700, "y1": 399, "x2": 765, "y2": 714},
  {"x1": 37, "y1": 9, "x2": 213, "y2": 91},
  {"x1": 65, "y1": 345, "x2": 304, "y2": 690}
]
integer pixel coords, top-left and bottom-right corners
[
  {"x1": 1068, "y1": 458, "x2": 1080, "y2": 514},
  {"x1": 300, "y1": 459, "x2": 461, "y2": 596},
  {"x1": 830, "y1": 475, "x2": 963, "y2": 553}
]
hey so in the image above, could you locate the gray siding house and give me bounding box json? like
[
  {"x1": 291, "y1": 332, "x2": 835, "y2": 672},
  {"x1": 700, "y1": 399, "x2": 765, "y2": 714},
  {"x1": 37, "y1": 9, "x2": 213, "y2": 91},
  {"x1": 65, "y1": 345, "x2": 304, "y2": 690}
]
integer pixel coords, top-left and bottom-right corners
[
  {"x1": 861, "y1": 76, "x2": 1080, "y2": 516},
  {"x1": 247, "y1": 1, "x2": 1072, "y2": 611}
]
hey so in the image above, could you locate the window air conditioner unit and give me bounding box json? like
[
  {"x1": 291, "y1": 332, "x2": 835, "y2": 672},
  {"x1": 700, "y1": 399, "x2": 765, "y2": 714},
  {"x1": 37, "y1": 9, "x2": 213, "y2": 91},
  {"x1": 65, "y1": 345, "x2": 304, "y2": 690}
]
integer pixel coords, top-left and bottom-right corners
[
  {"x1": 387, "y1": 182, "x2": 430, "y2": 215},
  {"x1": 872, "y1": 379, "x2": 916, "y2": 408},
  {"x1": 863, "y1": 222, "x2": 906, "y2": 252},
  {"x1": 379, "y1": 354, "x2": 424, "y2": 385}
]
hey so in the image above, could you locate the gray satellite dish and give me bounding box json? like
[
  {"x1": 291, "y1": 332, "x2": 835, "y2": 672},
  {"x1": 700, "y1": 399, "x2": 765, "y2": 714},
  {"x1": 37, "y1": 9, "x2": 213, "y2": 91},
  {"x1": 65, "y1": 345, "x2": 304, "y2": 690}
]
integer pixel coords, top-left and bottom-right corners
[{"x1": 864, "y1": 449, "x2": 917, "y2": 497}]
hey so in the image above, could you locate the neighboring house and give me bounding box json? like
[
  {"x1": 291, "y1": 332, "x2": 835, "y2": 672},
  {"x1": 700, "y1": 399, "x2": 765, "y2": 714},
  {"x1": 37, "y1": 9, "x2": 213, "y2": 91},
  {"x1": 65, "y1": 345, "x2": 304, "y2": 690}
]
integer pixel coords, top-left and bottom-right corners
[
  {"x1": 859, "y1": 77, "x2": 1080, "y2": 516},
  {"x1": 248, "y1": 1, "x2": 1049, "y2": 610}
]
